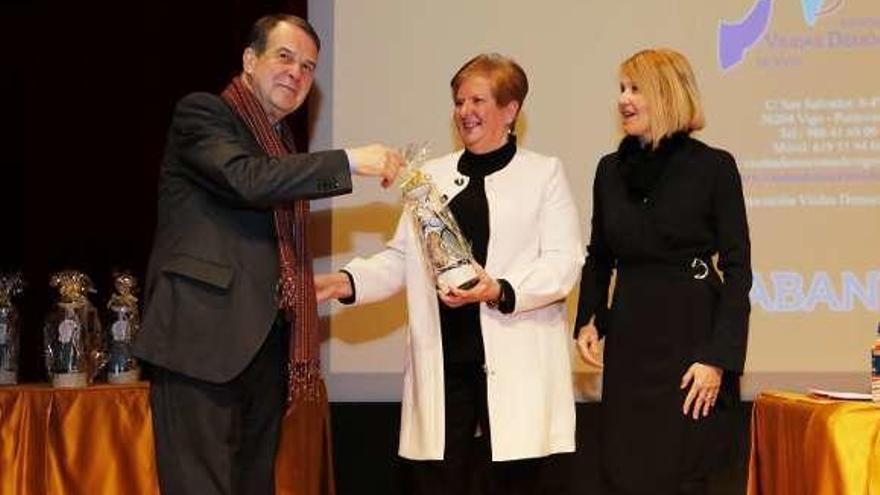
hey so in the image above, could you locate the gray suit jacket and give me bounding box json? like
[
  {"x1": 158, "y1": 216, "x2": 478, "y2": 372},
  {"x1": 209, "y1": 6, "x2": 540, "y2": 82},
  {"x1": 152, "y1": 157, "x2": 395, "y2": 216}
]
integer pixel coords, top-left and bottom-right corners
[{"x1": 133, "y1": 92, "x2": 351, "y2": 383}]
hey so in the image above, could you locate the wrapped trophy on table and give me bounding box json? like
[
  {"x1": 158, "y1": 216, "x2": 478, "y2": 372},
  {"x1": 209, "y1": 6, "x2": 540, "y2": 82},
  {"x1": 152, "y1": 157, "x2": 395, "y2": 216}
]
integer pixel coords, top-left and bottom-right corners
[
  {"x1": 44, "y1": 270, "x2": 103, "y2": 388},
  {"x1": 104, "y1": 272, "x2": 141, "y2": 384},
  {"x1": 0, "y1": 272, "x2": 24, "y2": 385},
  {"x1": 400, "y1": 143, "x2": 479, "y2": 292}
]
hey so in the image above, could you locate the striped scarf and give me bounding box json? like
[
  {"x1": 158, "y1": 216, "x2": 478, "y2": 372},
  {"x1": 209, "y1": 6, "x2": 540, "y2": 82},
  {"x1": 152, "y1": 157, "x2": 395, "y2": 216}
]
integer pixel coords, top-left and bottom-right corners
[{"x1": 221, "y1": 75, "x2": 321, "y2": 405}]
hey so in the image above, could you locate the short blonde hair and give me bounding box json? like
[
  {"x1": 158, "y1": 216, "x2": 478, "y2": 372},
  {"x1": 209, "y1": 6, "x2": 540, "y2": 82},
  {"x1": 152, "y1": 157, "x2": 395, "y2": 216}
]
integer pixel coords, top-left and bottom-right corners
[
  {"x1": 450, "y1": 53, "x2": 529, "y2": 128},
  {"x1": 620, "y1": 48, "x2": 705, "y2": 146}
]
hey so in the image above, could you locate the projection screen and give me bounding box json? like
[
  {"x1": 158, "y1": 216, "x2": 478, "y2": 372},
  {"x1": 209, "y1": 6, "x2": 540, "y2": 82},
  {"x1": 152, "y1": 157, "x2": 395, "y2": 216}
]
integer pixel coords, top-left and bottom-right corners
[{"x1": 307, "y1": 0, "x2": 880, "y2": 401}]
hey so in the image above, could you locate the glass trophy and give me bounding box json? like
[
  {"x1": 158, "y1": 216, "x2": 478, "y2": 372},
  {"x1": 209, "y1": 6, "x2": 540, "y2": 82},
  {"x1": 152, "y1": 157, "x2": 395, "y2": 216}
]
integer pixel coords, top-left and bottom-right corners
[
  {"x1": 44, "y1": 271, "x2": 102, "y2": 388},
  {"x1": 400, "y1": 143, "x2": 479, "y2": 292},
  {"x1": 0, "y1": 272, "x2": 24, "y2": 385},
  {"x1": 105, "y1": 272, "x2": 140, "y2": 384}
]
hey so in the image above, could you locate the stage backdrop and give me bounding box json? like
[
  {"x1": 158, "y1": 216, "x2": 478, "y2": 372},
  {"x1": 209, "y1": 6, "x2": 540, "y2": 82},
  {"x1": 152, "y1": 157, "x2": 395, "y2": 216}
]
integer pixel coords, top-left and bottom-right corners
[{"x1": 307, "y1": 0, "x2": 880, "y2": 401}]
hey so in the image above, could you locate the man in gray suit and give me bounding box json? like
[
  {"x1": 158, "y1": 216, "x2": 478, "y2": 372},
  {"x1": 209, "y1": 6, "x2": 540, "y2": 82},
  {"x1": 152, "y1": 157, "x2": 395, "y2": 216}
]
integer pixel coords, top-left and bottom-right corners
[{"x1": 133, "y1": 14, "x2": 402, "y2": 495}]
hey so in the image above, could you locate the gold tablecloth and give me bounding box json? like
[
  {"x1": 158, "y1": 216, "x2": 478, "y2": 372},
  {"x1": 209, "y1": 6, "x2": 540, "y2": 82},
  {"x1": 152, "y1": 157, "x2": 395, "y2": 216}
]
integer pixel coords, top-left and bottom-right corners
[
  {"x1": 0, "y1": 381, "x2": 332, "y2": 495},
  {"x1": 0, "y1": 383, "x2": 160, "y2": 495},
  {"x1": 747, "y1": 390, "x2": 880, "y2": 495}
]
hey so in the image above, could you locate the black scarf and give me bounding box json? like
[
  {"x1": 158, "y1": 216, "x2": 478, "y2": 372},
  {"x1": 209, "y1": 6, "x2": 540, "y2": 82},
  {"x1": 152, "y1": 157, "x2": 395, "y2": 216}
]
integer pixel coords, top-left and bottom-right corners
[{"x1": 618, "y1": 132, "x2": 689, "y2": 201}]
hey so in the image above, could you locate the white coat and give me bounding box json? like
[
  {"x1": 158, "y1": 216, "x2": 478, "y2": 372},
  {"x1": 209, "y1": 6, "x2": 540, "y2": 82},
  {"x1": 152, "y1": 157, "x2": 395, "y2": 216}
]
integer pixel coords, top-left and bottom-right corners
[{"x1": 344, "y1": 148, "x2": 584, "y2": 461}]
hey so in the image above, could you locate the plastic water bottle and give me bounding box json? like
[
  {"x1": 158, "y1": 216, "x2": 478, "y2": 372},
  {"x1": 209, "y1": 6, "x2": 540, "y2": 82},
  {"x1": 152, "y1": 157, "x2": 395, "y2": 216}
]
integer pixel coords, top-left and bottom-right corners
[{"x1": 873, "y1": 322, "x2": 880, "y2": 403}]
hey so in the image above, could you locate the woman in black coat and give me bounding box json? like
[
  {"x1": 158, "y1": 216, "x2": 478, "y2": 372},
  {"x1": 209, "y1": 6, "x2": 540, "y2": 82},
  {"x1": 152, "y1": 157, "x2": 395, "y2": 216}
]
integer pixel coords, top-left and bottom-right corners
[{"x1": 574, "y1": 48, "x2": 751, "y2": 495}]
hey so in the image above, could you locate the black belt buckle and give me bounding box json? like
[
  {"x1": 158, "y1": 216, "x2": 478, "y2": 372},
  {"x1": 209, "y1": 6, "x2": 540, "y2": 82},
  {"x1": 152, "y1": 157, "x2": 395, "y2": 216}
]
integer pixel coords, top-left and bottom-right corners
[{"x1": 690, "y1": 258, "x2": 709, "y2": 280}]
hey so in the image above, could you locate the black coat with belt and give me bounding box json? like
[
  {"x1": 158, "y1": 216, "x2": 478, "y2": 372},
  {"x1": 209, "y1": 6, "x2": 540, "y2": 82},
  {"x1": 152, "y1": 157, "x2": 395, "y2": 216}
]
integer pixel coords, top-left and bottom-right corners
[
  {"x1": 575, "y1": 133, "x2": 751, "y2": 374},
  {"x1": 134, "y1": 92, "x2": 351, "y2": 383},
  {"x1": 574, "y1": 133, "x2": 752, "y2": 491}
]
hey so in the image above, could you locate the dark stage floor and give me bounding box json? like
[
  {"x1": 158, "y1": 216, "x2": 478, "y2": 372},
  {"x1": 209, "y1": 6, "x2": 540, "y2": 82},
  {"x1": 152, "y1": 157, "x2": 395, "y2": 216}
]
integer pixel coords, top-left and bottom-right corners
[{"x1": 330, "y1": 402, "x2": 751, "y2": 495}]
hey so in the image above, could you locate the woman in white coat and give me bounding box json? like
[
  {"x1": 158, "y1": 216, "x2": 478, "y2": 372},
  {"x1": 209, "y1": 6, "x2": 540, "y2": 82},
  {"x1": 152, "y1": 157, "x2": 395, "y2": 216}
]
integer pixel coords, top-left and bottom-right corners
[{"x1": 316, "y1": 53, "x2": 583, "y2": 495}]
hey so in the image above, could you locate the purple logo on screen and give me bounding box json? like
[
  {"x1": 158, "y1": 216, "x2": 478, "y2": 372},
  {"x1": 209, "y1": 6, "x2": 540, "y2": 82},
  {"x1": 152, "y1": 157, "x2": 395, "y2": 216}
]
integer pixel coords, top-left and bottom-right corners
[{"x1": 718, "y1": 0, "x2": 846, "y2": 70}]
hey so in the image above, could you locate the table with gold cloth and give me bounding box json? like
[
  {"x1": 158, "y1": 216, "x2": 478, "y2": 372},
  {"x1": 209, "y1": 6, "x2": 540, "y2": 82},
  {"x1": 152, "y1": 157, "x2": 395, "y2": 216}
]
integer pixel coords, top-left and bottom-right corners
[
  {"x1": 0, "y1": 382, "x2": 332, "y2": 495},
  {"x1": 747, "y1": 390, "x2": 880, "y2": 495}
]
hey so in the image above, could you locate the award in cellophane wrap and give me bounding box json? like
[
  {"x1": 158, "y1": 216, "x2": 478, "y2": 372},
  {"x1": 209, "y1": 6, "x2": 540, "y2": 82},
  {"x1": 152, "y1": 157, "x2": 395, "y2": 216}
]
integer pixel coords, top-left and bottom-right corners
[
  {"x1": 0, "y1": 272, "x2": 24, "y2": 385},
  {"x1": 44, "y1": 271, "x2": 103, "y2": 388},
  {"x1": 105, "y1": 272, "x2": 141, "y2": 384},
  {"x1": 400, "y1": 143, "x2": 479, "y2": 292}
]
